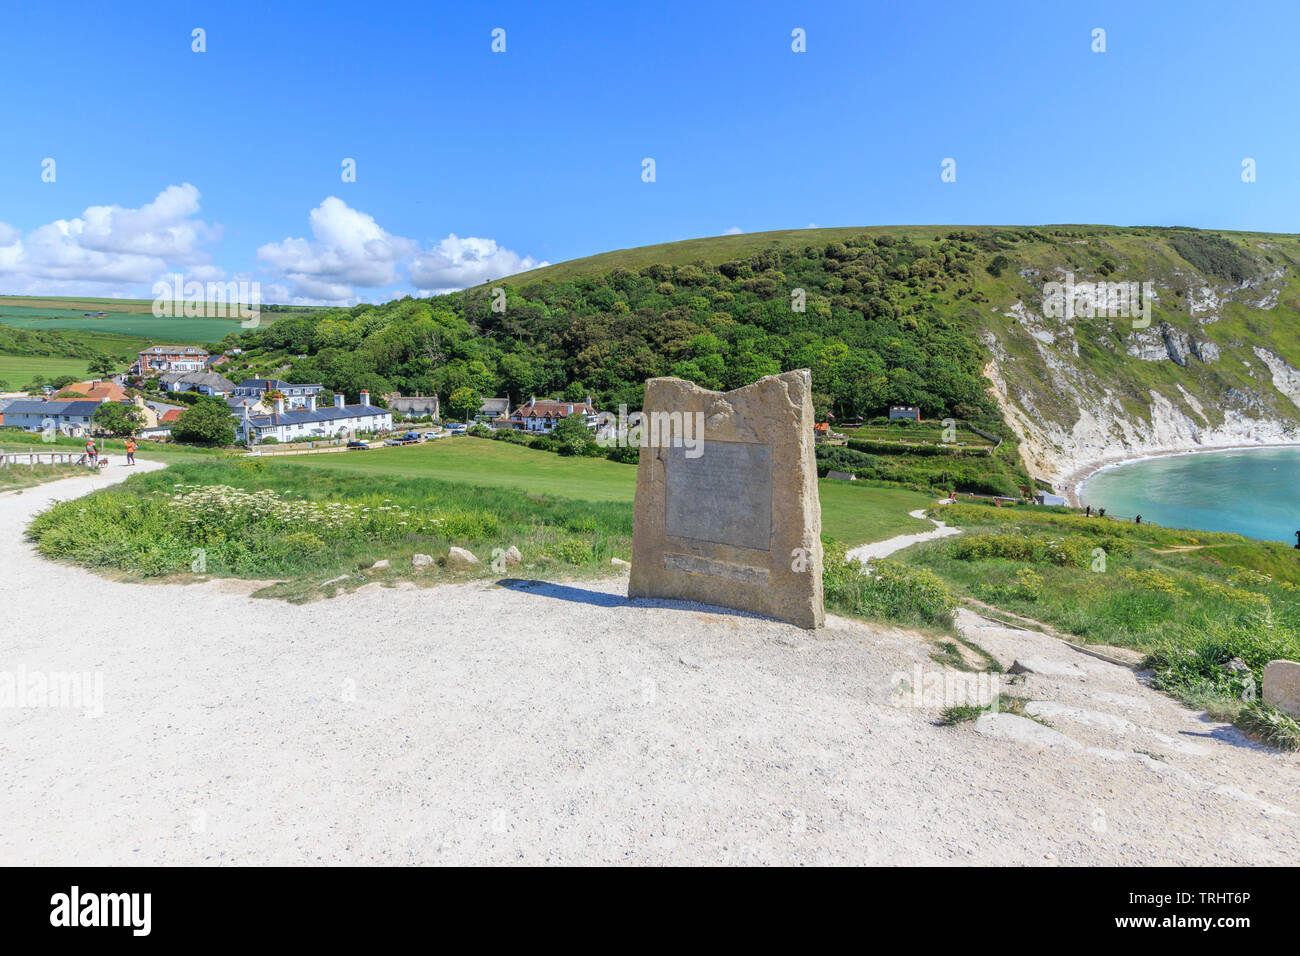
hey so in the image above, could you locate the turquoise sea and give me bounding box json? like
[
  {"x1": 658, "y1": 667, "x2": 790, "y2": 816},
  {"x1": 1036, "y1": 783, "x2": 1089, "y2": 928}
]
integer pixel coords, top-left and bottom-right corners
[{"x1": 1079, "y1": 446, "x2": 1300, "y2": 544}]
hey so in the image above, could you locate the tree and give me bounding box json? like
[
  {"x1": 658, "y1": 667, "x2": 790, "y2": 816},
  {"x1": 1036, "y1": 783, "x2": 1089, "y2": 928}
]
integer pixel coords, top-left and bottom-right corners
[
  {"x1": 552, "y1": 411, "x2": 597, "y2": 456},
  {"x1": 171, "y1": 399, "x2": 236, "y2": 445},
  {"x1": 87, "y1": 355, "x2": 119, "y2": 377},
  {"x1": 92, "y1": 402, "x2": 143, "y2": 437},
  {"x1": 447, "y1": 386, "x2": 482, "y2": 422}
]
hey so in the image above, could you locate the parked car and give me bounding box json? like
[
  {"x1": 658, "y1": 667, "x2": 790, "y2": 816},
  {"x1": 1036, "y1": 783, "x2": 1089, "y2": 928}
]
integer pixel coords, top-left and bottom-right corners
[
  {"x1": 346, "y1": 440, "x2": 370, "y2": 450},
  {"x1": 447, "y1": 423, "x2": 468, "y2": 435},
  {"x1": 421, "y1": 431, "x2": 441, "y2": 440}
]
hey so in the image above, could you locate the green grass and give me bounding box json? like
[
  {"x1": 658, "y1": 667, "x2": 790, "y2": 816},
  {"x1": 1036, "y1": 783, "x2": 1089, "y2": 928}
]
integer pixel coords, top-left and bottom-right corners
[
  {"x1": 0, "y1": 308, "x2": 239, "y2": 344},
  {"x1": 0, "y1": 354, "x2": 92, "y2": 385},
  {"x1": 20, "y1": 434, "x2": 940, "y2": 601},
  {"x1": 279, "y1": 435, "x2": 936, "y2": 545},
  {"x1": 0, "y1": 430, "x2": 227, "y2": 462},
  {"x1": 0, "y1": 461, "x2": 88, "y2": 491},
  {"x1": 26, "y1": 458, "x2": 635, "y2": 600},
  {"x1": 895, "y1": 501, "x2": 1300, "y2": 740}
]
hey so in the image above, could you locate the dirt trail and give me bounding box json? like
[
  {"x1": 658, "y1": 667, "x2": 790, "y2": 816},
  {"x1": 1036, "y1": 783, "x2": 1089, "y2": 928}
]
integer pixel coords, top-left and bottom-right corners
[{"x1": 1, "y1": 464, "x2": 1297, "y2": 864}]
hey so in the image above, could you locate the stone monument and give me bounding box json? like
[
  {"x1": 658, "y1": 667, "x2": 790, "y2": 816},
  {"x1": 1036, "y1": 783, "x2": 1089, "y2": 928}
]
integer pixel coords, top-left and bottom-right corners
[
  {"x1": 628, "y1": 370, "x2": 824, "y2": 628},
  {"x1": 1263, "y1": 659, "x2": 1300, "y2": 719}
]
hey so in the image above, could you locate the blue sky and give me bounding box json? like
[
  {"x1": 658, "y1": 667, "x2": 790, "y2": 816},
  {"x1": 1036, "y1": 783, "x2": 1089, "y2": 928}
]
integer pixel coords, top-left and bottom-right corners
[{"x1": 0, "y1": 0, "x2": 1295, "y2": 303}]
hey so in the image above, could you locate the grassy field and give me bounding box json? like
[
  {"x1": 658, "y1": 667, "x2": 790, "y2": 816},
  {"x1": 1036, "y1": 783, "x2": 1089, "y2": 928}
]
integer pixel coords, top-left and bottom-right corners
[
  {"x1": 274, "y1": 436, "x2": 936, "y2": 544},
  {"x1": 0, "y1": 461, "x2": 88, "y2": 492},
  {"x1": 0, "y1": 431, "x2": 226, "y2": 462},
  {"x1": 0, "y1": 354, "x2": 92, "y2": 385},
  {"x1": 886, "y1": 501, "x2": 1300, "y2": 741},
  {"x1": 18, "y1": 434, "x2": 937, "y2": 608},
  {"x1": 0, "y1": 307, "x2": 240, "y2": 344}
]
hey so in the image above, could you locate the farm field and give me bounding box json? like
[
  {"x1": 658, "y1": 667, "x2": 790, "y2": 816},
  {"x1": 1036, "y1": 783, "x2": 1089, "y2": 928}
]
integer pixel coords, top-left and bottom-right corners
[
  {"x1": 0, "y1": 306, "x2": 241, "y2": 344},
  {"x1": 0, "y1": 353, "x2": 91, "y2": 385},
  {"x1": 275, "y1": 436, "x2": 935, "y2": 546}
]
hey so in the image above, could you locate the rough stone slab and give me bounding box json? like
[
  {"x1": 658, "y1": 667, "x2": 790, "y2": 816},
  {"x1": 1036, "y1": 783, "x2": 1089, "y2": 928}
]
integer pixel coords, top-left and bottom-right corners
[
  {"x1": 1263, "y1": 659, "x2": 1300, "y2": 719},
  {"x1": 628, "y1": 370, "x2": 824, "y2": 628}
]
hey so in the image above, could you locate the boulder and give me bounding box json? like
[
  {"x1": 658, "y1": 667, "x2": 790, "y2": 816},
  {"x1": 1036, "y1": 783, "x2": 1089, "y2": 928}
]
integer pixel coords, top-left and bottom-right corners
[
  {"x1": 370, "y1": 559, "x2": 390, "y2": 570},
  {"x1": 503, "y1": 546, "x2": 522, "y2": 567},
  {"x1": 446, "y1": 546, "x2": 480, "y2": 568},
  {"x1": 412, "y1": 553, "x2": 434, "y2": 568}
]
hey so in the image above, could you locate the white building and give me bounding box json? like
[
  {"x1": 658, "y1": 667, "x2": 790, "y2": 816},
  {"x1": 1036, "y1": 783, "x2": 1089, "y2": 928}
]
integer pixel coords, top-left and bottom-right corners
[
  {"x1": 239, "y1": 390, "x2": 391, "y2": 444},
  {"x1": 232, "y1": 378, "x2": 324, "y2": 410}
]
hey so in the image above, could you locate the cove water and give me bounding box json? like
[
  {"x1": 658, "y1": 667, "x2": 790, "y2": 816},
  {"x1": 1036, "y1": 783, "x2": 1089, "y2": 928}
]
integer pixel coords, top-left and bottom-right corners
[{"x1": 1079, "y1": 447, "x2": 1300, "y2": 544}]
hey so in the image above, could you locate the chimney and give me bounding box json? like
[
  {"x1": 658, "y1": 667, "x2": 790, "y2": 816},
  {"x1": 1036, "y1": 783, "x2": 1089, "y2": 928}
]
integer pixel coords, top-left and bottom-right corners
[
  {"x1": 335, "y1": 393, "x2": 345, "y2": 410},
  {"x1": 242, "y1": 402, "x2": 250, "y2": 421},
  {"x1": 274, "y1": 397, "x2": 285, "y2": 417},
  {"x1": 307, "y1": 395, "x2": 317, "y2": 412},
  {"x1": 360, "y1": 389, "x2": 370, "y2": 407}
]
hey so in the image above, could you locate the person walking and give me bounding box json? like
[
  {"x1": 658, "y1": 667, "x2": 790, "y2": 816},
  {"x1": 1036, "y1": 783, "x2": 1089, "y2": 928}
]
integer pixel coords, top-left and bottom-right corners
[
  {"x1": 84, "y1": 437, "x2": 97, "y2": 467},
  {"x1": 1135, "y1": 514, "x2": 1142, "y2": 525},
  {"x1": 125, "y1": 437, "x2": 136, "y2": 466}
]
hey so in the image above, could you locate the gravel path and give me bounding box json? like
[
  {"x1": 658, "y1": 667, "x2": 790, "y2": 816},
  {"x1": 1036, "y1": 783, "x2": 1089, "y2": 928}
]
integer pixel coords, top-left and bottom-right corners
[
  {"x1": 846, "y1": 508, "x2": 961, "y2": 563},
  {"x1": 2, "y1": 464, "x2": 1298, "y2": 865}
]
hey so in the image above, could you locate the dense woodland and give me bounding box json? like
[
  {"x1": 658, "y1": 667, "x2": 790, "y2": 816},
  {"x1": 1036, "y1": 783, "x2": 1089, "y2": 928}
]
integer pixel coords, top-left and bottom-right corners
[{"x1": 226, "y1": 232, "x2": 1023, "y2": 425}]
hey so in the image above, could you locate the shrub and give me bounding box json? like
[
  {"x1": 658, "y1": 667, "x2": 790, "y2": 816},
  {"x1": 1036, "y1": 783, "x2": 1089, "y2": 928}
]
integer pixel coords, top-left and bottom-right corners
[
  {"x1": 823, "y1": 541, "x2": 956, "y2": 630},
  {"x1": 1235, "y1": 704, "x2": 1300, "y2": 751}
]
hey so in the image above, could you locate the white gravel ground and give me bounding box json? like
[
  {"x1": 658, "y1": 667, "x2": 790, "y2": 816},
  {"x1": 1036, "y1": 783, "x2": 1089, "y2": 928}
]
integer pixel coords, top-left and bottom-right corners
[{"x1": 2, "y1": 463, "x2": 1299, "y2": 865}]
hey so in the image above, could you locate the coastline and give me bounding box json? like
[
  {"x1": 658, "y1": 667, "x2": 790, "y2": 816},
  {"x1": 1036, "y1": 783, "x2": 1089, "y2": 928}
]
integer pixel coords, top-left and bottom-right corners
[{"x1": 1062, "y1": 441, "x2": 1300, "y2": 508}]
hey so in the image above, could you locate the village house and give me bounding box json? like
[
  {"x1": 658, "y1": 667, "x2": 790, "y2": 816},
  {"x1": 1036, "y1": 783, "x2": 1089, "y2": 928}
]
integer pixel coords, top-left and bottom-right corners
[
  {"x1": 477, "y1": 397, "x2": 511, "y2": 422},
  {"x1": 239, "y1": 390, "x2": 392, "y2": 444},
  {"x1": 62, "y1": 380, "x2": 129, "y2": 402},
  {"x1": 159, "y1": 370, "x2": 237, "y2": 396},
  {"x1": 385, "y1": 392, "x2": 440, "y2": 420},
  {"x1": 498, "y1": 396, "x2": 599, "y2": 434},
  {"x1": 1, "y1": 398, "x2": 108, "y2": 436},
  {"x1": 889, "y1": 405, "x2": 922, "y2": 422},
  {"x1": 132, "y1": 345, "x2": 210, "y2": 375},
  {"x1": 232, "y1": 378, "x2": 324, "y2": 410}
]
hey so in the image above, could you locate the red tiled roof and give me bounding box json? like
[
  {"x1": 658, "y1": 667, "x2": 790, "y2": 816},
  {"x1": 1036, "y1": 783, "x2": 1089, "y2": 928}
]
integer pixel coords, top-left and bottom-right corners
[{"x1": 160, "y1": 409, "x2": 183, "y2": 423}]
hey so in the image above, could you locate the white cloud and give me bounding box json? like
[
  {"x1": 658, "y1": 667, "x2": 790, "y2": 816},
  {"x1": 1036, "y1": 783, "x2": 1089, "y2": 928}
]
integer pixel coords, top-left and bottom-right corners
[
  {"x1": 256, "y1": 197, "x2": 417, "y2": 304},
  {"x1": 723, "y1": 226, "x2": 744, "y2": 235},
  {"x1": 260, "y1": 198, "x2": 546, "y2": 303},
  {"x1": 410, "y1": 234, "x2": 545, "y2": 294},
  {"x1": 0, "y1": 184, "x2": 223, "y2": 296}
]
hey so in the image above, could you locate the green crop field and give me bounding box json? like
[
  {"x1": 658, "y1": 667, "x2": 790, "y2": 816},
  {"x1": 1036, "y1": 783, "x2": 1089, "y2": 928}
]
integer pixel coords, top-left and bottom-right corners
[
  {"x1": 274, "y1": 436, "x2": 935, "y2": 546},
  {"x1": 0, "y1": 353, "x2": 91, "y2": 385},
  {"x1": 0, "y1": 306, "x2": 241, "y2": 344}
]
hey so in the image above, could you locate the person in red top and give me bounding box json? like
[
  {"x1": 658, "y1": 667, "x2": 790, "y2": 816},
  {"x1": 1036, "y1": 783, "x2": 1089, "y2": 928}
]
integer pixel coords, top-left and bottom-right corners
[
  {"x1": 84, "y1": 437, "x2": 97, "y2": 466},
  {"x1": 125, "y1": 438, "x2": 137, "y2": 465}
]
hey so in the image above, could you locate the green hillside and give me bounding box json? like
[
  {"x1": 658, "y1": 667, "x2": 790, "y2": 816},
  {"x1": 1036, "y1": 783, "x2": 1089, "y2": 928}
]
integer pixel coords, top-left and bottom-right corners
[{"x1": 220, "y1": 225, "x2": 1300, "y2": 492}]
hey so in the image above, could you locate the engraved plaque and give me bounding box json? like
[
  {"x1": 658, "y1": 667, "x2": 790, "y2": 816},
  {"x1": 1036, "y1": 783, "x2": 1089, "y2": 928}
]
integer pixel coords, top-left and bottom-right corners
[
  {"x1": 664, "y1": 440, "x2": 772, "y2": 551},
  {"x1": 664, "y1": 552, "x2": 770, "y2": 586}
]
